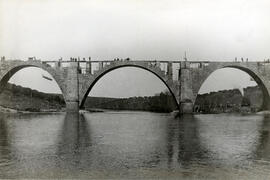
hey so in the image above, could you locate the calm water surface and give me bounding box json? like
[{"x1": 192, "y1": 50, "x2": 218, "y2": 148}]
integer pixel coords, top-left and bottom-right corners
[{"x1": 0, "y1": 111, "x2": 270, "y2": 179}]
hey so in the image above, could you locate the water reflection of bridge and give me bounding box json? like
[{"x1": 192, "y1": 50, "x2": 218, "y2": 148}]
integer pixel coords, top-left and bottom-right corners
[{"x1": 1, "y1": 112, "x2": 270, "y2": 177}]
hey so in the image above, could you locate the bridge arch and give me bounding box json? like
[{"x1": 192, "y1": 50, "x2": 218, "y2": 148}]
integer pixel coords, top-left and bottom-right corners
[
  {"x1": 193, "y1": 65, "x2": 270, "y2": 111},
  {"x1": 79, "y1": 64, "x2": 179, "y2": 109},
  {"x1": 0, "y1": 62, "x2": 66, "y2": 102}
]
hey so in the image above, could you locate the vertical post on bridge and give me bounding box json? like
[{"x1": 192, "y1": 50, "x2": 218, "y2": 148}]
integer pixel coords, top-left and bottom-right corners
[
  {"x1": 99, "y1": 62, "x2": 103, "y2": 70},
  {"x1": 86, "y1": 61, "x2": 92, "y2": 74},
  {"x1": 167, "y1": 62, "x2": 173, "y2": 80}
]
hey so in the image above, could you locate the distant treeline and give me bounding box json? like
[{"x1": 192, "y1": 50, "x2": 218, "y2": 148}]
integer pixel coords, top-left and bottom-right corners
[
  {"x1": 194, "y1": 86, "x2": 263, "y2": 113},
  {"x1": 84, "y1": 92, "x2": 178, "y2": 112},
  {"x1": 0, "y1": 83, "x2": 263, "y2": 113},
  {"x1": 0, "y1": 83, "x2": 177, "y2": 112},
  {"x1": 0, "y1": 83, "x2": 65, "y2": 111}
]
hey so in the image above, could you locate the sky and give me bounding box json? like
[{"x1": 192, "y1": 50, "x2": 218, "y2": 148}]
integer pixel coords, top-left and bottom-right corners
[{"x1": 1, "y1": 0, "x2": 270, "y2": 97}]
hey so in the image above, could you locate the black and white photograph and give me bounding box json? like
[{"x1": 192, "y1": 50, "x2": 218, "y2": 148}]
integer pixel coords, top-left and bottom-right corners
[{"x1": 0, "y1": 0, "x2": 270, "y2": 179}]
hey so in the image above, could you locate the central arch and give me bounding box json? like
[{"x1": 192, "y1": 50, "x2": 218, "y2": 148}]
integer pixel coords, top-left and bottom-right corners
[{"x1": 79, "y1": 64, "x2": 179, "y2": 109}]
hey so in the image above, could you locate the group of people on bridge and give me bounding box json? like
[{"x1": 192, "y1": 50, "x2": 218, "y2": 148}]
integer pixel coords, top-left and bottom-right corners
[
  {"x1": 235, "y1": 57, "x2": 249, "y2": 62},
  {"x1": 69, "y1": 57, "x2": 91, "y2": 62},
  {"x1": 113, "y1": 57, "x2": 130, "y2": 61}
]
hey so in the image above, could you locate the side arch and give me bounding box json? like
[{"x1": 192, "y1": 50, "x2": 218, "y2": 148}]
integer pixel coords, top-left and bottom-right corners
[
  {"x1": 79, "y1": 65, "x2": 179, "y2": 109},
  {"x1": 193, "y1": 65, "x2": 270, "y2": 111},
  {"x1": 0, "y1": 64, "x2": 66, "y2": 103},
  {"x1": 225, "y1": 65, "x2": 270, "y2": 110}
]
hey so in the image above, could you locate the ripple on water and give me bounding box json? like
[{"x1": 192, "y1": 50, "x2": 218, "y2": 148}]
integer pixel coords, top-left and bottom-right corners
[{"x1": 0, "y1": 112, "x2": 270, "y2": 179}]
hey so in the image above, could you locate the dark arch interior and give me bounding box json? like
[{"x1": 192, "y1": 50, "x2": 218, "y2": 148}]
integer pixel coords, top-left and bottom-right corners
[
  {"x1": 194, "y1": 66, "x2": 269, "y2": 113},
  {"x1": 80, "y1": 65, "x2": 179, "y2": 110}
]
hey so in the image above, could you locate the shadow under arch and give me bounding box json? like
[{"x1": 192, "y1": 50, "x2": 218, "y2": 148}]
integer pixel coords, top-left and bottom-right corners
[
  {"x1": 0, "y1": 65, "x2": 66, "y2": 103},
  {"x1": 194, "y1": 66, "x2": 270, "y2": 111},
  {"x1": 80, "y1": 65, "x2": 179, "y2": 109}
]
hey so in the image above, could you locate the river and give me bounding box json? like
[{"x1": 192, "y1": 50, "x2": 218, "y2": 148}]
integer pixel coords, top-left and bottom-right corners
[{"x1": 0, "y1": 111, "x2": 270, "y2": 179}]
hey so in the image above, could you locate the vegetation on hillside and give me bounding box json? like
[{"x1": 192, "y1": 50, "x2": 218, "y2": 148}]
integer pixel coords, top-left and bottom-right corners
[
  {"x1": 0, "y1": 83, "x2": 177, "y2": 112},
  {"x1": 84, "y1": 92, "x2": 177, "y2": 112}
]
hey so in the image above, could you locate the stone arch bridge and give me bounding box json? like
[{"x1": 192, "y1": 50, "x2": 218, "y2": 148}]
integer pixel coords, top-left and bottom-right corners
[{"x1": 1, "y1": 59, "x2": 270, "y2": 113}]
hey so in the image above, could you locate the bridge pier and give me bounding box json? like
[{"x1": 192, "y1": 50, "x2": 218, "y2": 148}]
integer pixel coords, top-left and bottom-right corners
[
  {"x1": 65, "y1": 61, "x2": 80, "y2": 112},
  {"x1": 180, "y1": 102, "x2": 194, "y2": 114},
  {"x1": 179, "y1": 62, "x2": 194, "y2": 114},
  {"x1": 66, "y1": 101, "x2": 79, "y2": 112}
]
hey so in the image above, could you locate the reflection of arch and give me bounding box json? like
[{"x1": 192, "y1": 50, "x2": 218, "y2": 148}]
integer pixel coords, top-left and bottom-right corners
[
  {"x1": 79, "y1": 65, "x2": 179, "y2": 109},
  {"x1": 0, "y1": 64, "x2": 66, "y2": 102},
  {"x1": 194, "y1": 65, "x2": 270, "y2": 110}
]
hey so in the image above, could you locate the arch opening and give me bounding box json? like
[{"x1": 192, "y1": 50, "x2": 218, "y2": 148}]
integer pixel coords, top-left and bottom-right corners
[
  {"x1": 80, "y1": 65, "x2": 179, "y2": 112},
  {"x1": 194, "y1": 67, "x2": 268, "y2": 113},
  {"x1": 0, "y1": 66, "x2": 65, "y2": 112}
]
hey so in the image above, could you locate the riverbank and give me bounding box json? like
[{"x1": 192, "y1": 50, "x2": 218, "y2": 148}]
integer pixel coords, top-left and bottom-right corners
[
  {"x1": 0, "y1": 83, "x2": 65, "y2": 112},
  {"x1": 256, "y1": 110, "x2": 270, "y2": 115},
  {"x1": 0, "y1": 105, "x2": 18, "y2": 113},
  {"x1": 0, "y1": 83, "x2": 177, "y2": 113},
  {"x1": 0, "y1": 105, "x2": 64, "y2": 114}
]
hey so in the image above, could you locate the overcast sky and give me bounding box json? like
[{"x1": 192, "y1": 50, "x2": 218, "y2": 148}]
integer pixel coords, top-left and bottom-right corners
[{"x1": 1, "y1": 0, "x2": 269, "y2": 97}]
